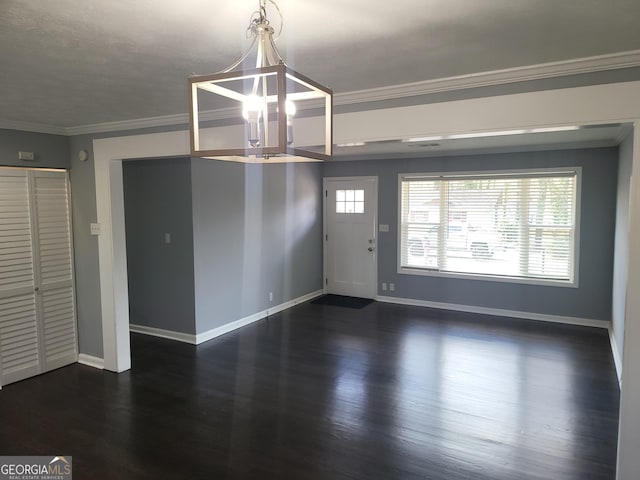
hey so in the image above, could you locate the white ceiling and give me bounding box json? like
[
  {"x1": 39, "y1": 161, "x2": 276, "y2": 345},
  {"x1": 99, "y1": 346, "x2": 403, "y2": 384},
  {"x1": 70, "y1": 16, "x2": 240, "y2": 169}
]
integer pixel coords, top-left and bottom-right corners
[{"x1": 2, "y1": 0, "x2": 640, "y2": 133}]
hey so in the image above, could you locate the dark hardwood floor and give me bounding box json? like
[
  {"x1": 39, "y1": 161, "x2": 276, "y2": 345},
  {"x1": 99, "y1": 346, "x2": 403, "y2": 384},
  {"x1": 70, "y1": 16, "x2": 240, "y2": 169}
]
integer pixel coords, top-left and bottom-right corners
[{"x1": 0, "y1": 301, "x2": 620, "y2": 479}]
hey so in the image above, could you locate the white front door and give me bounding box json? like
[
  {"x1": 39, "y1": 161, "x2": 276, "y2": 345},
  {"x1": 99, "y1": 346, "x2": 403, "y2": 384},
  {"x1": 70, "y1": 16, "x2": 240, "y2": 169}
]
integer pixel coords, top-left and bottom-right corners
[{"x1": 324, "y1": 177, "x2": 377, "y2": 299}]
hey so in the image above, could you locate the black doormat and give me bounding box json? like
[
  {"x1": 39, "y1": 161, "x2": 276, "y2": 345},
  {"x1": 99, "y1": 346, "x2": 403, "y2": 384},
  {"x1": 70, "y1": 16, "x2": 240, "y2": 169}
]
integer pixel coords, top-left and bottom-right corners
[{"x1": 311, "y1": 294, "x2": 374, "y2": 309}]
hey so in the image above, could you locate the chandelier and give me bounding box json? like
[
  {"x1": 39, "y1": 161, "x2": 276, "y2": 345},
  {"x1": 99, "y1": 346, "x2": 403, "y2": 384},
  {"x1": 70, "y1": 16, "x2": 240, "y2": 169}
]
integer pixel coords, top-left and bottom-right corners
[{"x1": 188, "y1": 0, "x2": 333, "y2": 163}]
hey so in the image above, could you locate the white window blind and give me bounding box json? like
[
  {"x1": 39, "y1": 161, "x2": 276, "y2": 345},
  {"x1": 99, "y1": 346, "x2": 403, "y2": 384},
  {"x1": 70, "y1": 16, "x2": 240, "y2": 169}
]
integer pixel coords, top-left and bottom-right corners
[{"x1": 399, "y1": 169, "x2": 578, "y2": 284}]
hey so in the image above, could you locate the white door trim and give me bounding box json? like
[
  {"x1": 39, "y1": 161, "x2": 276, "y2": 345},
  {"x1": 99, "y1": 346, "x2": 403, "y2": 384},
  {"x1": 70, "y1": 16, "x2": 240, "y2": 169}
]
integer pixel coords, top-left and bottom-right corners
[
  {"x1": 94, "y1": 130, "x2": 190, "y2": 372},
  {"x1": 616, "y1": 122, "x2": 640, "y2": 480},
  {"x1": 323, "y1": 176, "x2": 378, "y2": 298}
]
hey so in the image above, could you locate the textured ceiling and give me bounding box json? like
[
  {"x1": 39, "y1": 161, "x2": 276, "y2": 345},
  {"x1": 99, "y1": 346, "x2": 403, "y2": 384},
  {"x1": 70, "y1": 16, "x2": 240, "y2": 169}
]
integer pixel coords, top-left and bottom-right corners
[{"x1": 1, "y1": 0, "x2": 640, "y2": 128}]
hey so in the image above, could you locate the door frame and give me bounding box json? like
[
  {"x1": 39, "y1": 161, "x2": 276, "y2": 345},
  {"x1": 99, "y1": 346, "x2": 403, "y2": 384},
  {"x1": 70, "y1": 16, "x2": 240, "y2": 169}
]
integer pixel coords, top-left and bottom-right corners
[{"x1": 323, "y1": 176, "x2": 378, "y2": 298}]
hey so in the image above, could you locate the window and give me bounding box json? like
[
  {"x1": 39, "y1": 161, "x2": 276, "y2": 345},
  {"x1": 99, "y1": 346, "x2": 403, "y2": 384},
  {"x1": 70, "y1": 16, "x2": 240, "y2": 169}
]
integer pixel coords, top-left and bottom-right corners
[
  {"x1": 399, "y1": 168, "x2": 580, "y2": 285},
  {"x1": 336, "y1": 189, "x2": 364, "y2": 214}
]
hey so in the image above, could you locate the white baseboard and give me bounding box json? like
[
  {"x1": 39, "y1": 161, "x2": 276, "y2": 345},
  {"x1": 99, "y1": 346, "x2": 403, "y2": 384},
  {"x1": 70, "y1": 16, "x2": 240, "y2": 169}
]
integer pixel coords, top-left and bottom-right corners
[
  {"x1": 609, "y1": 327, "x2": 623, "y2": 387},
  {"x1": 129, "y1": 324, "x2": 197, "y2": 344},
  {"x1": 375, "y1": 295, "x2": 610, "y2": 329},
  {"x1": 78, "y1": 354, "x2": 105, "y2": 370},
  {"x1": 130, "y1": 290, "x2": 324, "y2": 346},
  {"x1": 195, "y1": 290, "x2": 324, "y2": 344}
]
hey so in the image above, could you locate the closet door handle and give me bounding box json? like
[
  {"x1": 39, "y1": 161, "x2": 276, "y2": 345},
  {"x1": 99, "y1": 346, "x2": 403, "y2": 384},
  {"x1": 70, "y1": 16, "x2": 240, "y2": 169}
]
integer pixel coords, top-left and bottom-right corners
[{"x1": 34, "y1": 287, "x2": 39, "y2": 292}]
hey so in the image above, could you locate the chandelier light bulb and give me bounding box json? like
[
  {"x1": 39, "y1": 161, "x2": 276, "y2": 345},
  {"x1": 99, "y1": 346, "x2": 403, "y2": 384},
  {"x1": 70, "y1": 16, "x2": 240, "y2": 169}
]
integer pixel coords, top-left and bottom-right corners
[
  {"x1": 243, "y1": 95, "x2": 263, "y2": 147},
  {"x1": 286, "y1": 99, "x2": 296, "y2": 145},
  {"x1": 242, "y1": 95, "x2": 263, "y2": 121},
  {"x1": 285, "y1": 99, "x2": 296, "y2": 117}
]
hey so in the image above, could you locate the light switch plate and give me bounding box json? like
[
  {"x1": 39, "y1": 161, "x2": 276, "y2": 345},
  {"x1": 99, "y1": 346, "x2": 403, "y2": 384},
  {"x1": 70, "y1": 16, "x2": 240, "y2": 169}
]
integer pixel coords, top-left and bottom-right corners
[
  {"x1": 90, "y1": 223, "x2": 101, "y2": 235},
  {"x1": 379, "y1": 224, "x2": 389, "y2": 232}
]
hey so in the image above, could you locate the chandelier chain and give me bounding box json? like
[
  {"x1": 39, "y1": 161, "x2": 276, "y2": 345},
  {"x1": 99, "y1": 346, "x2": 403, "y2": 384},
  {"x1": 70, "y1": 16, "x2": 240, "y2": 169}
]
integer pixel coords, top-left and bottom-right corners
[
  {"x1": 247, "y1": 0, "x2": 283, "y2": 40},
  {"x1": 219, "y1": 0, "x2": 284, "y2": 73}
]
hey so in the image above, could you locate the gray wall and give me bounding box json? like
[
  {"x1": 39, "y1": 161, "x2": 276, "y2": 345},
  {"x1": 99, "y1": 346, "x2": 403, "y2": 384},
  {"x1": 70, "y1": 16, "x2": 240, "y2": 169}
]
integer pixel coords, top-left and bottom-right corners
[
  {"x1": 66, "y1": 126, "x2": 323, "y2": 355},
  {"x1": 123, "y1": 157, "x2": 196, "y2": 334},
  {"x1": 612, "y1": 133, "x2": 634, "y2": 359},
  {"x1": 68, "y1": 134, "x2": 102, "y2": 357},
  {"x1": 191, "y1": 159, "x2": 323, "y2": 334},
  {"x1": 0, "y1": 128, "x2": 104, "y2": 357},
  {"x1": 0, "y1": 130, "x2": 103, "y2": 356},
  {"x1": 323, "y1": 147, "x2": 618, "y2": 321},
  {"x1": 0, "y1": 128, "x2": 69, "y2": 168},
  {"x1": 61, "y1": 71, "x2": 636, "y2": 360},
  {"x1": 68, "y1": 126, "x2": 188, "y2": 358},
  {"x1": 2, "y1": 122, "x2": 623, "y2": 358}
]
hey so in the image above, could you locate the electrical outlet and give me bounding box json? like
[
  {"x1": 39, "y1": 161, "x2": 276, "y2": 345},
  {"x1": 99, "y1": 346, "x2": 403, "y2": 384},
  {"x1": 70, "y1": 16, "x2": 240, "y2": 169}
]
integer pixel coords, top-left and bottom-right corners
[
  {"x1": 382, "y1": 282, "x2": 387, "y2": 291},
  {"x1": 269, "y1": 292, "x2": 273, "y2": 302},
  {"x1": 389, "y1": 283, "x2": 395, "y2": 292}
]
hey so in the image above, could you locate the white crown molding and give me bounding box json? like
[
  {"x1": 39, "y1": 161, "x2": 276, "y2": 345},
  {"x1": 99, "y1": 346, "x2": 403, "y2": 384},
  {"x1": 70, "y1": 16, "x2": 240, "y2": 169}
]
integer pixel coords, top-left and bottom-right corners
[
  {"x1": 64, "y1": 106, "x2": 245, "y2": 136},
  {"x1": 338, "y1": 49, "x2": 640, "y2": 105},
  {"x1": 65, "y1": 113, "x2": 190, "y2": 136},
  {"x1": 3, "y1": 50, "x2": 640, "y2": 137}
]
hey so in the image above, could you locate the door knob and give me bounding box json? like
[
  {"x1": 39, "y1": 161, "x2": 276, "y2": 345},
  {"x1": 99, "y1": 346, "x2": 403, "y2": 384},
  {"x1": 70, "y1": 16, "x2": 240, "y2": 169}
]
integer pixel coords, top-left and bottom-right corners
[{"x1": 368, "y1": 247, "x2": 374, "y2": 252}]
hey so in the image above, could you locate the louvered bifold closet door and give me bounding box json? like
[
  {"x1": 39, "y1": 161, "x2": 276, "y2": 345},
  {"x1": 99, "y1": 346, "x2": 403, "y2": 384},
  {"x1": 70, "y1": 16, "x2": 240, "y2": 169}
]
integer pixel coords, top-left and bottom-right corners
[
  {"x1": 31, "y1": 170, "x2": 77, "y2": 372},
  {"x1": 0, "y1": 170, "x2": 40, "y2": 386}
]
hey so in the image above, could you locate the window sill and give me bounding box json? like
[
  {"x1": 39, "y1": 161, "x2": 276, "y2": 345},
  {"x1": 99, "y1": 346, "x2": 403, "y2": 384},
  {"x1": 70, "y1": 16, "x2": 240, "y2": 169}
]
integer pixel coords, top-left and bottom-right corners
[{"x1": 397, "y1": 266, "x2": 578, "y2": 288}]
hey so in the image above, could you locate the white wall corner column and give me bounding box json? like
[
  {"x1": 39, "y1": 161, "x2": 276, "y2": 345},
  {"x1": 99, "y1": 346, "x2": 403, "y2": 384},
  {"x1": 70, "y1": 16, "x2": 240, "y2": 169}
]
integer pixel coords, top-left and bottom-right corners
[
  {"x1": 616, "y1": 123, "x2": 640, "y2": 480},
  {"x1": 93, "y1": 131, "x2": 190, "y2": 372}
]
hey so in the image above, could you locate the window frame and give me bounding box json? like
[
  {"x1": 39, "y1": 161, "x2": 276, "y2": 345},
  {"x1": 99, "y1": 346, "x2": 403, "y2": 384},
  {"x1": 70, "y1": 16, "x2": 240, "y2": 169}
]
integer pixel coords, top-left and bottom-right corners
[{"x1": 397, "y1": 167, "x2": 582, "y2": 288}]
